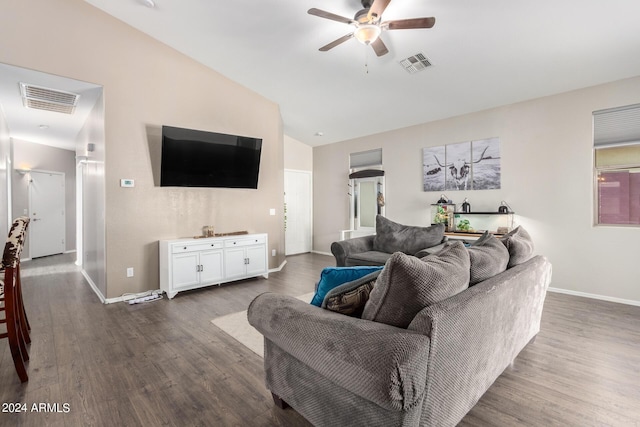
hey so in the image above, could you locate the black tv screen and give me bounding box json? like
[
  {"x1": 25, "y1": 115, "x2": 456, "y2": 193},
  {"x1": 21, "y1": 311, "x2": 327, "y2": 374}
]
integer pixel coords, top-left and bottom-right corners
[{"x1": 160, "y1": 126, "x2": 262, "y2": 189}]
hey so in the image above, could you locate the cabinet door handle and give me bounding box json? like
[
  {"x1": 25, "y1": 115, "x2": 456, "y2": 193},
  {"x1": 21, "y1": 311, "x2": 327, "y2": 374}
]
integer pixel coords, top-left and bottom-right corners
[{"x1": 200, "y1": 264, "x2": 203, "y2": 271}]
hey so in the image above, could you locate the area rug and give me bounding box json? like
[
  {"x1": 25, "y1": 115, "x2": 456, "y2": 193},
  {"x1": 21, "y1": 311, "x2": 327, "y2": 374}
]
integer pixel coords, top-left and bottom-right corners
[{"x1": 211, "y1": 292, "x2": 315, "y2": 358}]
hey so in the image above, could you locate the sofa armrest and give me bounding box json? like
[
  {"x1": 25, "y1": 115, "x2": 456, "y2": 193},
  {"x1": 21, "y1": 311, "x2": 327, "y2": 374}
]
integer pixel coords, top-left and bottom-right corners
[
  {"x1": 248, "y1": 292, "x2": 430, "y2": 411},
  {"x1": 407, "y1": 255, "x2": 552, "y2": 426},
  {"x1": 330, "y1": 235, "x2": 375, "y2": 266}
]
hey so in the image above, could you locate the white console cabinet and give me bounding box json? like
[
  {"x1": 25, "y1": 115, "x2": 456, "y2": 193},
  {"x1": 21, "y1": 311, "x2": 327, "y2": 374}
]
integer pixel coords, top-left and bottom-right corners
[{"x1": 160, "y1": 233, "x2": 268, "y2": 299}]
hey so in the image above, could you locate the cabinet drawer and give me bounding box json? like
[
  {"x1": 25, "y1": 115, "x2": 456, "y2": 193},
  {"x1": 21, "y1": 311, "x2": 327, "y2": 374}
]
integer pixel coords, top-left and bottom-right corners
[
  {"x1": 172, "y1": 242, "x2": 223, "y2": 253},
  {"x1": 224, "y1": 236, "x2": 266, "y2": 247}
]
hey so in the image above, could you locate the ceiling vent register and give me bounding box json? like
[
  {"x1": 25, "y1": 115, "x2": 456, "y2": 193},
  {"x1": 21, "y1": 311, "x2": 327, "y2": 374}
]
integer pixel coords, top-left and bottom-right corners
[
  {"x1": 19, "y1": 83, "x2": 80, "y2": 114},
  {"x1": 399, "y1": 53, "x2": 432, "y2": 74}
]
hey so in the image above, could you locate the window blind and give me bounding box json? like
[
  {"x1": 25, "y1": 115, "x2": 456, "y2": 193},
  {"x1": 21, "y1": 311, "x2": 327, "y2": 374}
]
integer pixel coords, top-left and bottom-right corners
[
  {"x1": 349, "y1": 148, "x2": 382, "y2": 169},
  {"x1": 593, "y1": 103, "x2": 640, "y2": 148},
  {"x1": 595, "y1": 144, "x2": 640, "y2": 168}
]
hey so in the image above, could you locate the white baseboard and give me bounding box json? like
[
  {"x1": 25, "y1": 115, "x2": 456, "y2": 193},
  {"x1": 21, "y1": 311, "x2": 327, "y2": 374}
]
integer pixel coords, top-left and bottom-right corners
[
  {"x1": 81, "y1": 269, "x2": 106, "y2": 304},
  {"x1": 548, "y1": 287, "x2": 640, "y2": 307},
  {"x1": 269, "y1": 259, "x2": 287, "y2": 273}
]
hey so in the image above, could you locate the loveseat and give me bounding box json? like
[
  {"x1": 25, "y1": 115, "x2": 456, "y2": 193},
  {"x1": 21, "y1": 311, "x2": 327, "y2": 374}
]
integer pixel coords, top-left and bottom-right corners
[
  {"x1": 248, "y1": 227, "x2": 552, "y2": 426},
  {"x1": 331, "y1": 215, "x2": 448, "y2": 267}
]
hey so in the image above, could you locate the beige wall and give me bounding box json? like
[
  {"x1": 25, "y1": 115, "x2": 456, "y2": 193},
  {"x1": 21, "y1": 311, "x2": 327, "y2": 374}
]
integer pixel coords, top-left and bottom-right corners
[
  {"x1": 76, "y1": 94, "x2": 106, "y2": 298},
  {"x1": 0, "y1": 109, "x2": 9, "y2": 239},
  {"x1": 284, "y1": 135, "x2": 313, "y2": 171},
  {"x1": 0, "y1": 0, "x2": 284, "y2": 299},
  {"x1": 314, "y1": 75, "x2": 640, "y2": 304},
  {"x1": 11, "y1": 139, "x2": 76, "y2": 257}
]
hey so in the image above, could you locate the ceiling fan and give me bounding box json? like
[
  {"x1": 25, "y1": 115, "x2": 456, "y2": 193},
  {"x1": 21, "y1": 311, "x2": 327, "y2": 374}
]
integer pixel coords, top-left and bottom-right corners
[{"x1": 308, "y1": 0, "x2": 435, "y2": 57}]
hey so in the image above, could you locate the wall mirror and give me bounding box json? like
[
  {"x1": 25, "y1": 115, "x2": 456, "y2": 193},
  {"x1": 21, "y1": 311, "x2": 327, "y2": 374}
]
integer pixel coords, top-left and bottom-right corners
[{"x1": 349, "y1": 170, "x2": 385, "y2": 234}]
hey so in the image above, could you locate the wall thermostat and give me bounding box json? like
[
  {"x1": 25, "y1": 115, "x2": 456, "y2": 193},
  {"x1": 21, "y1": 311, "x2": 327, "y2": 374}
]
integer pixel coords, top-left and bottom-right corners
[{"x1": 120, "y1": 179, "x2": 135, "y2": 188}]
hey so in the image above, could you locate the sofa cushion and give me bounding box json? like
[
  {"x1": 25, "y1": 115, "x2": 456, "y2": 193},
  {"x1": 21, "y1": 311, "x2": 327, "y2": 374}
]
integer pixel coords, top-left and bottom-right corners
[
  {"x1": 467, "y1": 232, "x2": 510, "y2": 285},
  {"x1": 345, "y1": 250, "x2": 392, "y2": 266},
  {"x1": 362, "y1": 242, "x2": 470, "y2": 328},
  {"x1": 373, "y1": 215, "x2": 445, "y2": 256},
  {"x1": 500, "y1": 226, "x2": 534, "y2": 268},
  {"x1": 310, "y1": 266, "x2": 384, "y2": 307},
  {"x1": 322, "y1": 270, "x2": 381, "y2": 317}
]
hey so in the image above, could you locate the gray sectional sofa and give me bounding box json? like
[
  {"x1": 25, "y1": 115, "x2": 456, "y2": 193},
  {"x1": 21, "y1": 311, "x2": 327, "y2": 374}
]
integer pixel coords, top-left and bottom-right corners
[
  {"x1": 248, "y1": 227, "x2": 551, "y2": 426},
  {"x1": 331, "y1": 215, "x2": 448, "y2": 267}
]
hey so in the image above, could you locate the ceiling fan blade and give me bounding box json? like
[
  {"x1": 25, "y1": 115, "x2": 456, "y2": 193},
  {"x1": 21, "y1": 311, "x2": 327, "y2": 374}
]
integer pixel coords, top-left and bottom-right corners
[
  {"x1": 308, "y1": 8, "x2": 354, "y2": 25},
  {"x1": 319, "y1": 33, "x2": 354, "y2": 52},
  {"x1": 367, "y1": 0, "x2": 391, "y2": 21},
  {"x1": 385, "y1": 17, "x2": 436, "y2": 30},
  {"x1": 371, "y1": 37, "x2": 389, "y2": 57}
]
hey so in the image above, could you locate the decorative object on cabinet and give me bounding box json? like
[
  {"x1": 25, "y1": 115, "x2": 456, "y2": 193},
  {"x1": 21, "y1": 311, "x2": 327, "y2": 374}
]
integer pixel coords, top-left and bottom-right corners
[
  {"x1": 498, "y1": 200, "x2": 513, "y2": 213},
  {"x1": 451, "y1": 212, "x2": 514, "y2": 236},
  {"x1": 159, "y1": 233, "x2": 268, "y2": 299},
  {"x1": 430, "y1": 203, "x2": 455, "y2": 231},
  {"x1": 431, "y1": 202, "x2": 515, "y2": 238},
  {"x1": 437, "y1": 193, "x2": 450, "y2": 204},
  {"x1": 457, "y1": 218, "x2": 472, "y2": 232},
  {"x1": 422, "y1": 137, "x2": 501, "y2": 191},
  {"x1": 461, "y1": 198, "x2": 471, "y2": 213}
]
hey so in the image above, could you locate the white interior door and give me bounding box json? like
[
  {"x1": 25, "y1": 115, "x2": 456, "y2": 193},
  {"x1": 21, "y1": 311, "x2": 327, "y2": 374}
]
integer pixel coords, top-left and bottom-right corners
[
  {"x1": 284, "y1": 170, "x2": 312, "y2": 255},
  {"x1": 28, "y1": 170, "x2": 65, "y2": 258}
]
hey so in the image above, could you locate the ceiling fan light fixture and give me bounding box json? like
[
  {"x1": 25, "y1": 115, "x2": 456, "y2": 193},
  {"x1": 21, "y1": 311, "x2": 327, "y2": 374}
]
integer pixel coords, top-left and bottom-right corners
[{"x1": 354, "y1": 24, "x2": 381, "y2": 45}]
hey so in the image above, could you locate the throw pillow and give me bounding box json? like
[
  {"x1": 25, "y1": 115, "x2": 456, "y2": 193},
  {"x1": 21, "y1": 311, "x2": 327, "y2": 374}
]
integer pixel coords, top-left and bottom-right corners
[
  {"x1": 500, "y1": 226, "x2": 534, "y2": 268},
  {"x1": 373, "y1": 215, "x2": 445, "y2": 255},
  {"x1": 467, "y1": 231, "x2": 509, "y2": 285},
  {"x1": 310, "y1": 266, "x2": 384, "y2": 307},
  {"x1": 322, "y1": 270, "x2": 381, "y2": 317},
  {"x1": 362, "y1": 242, "x2": 470, "y2": 328}
]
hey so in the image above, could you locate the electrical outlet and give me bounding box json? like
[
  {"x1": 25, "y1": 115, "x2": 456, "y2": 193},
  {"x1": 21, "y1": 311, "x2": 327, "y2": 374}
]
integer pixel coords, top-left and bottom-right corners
[
  {"x1": 272, "y1": 249, "x2": 276, "y2": 257},
  {"x1": 126, "y1": 267, "x2": 134, "y2": 277}
]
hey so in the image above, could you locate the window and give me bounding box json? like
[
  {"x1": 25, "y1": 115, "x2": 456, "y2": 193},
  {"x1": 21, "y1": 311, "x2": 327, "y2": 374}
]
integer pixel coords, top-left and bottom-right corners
[
  {"x1": 349, "y1": 148, "x2": 382, "y2": 169},
  {"x1": 594, "y1": 104, "x2": 640, "y2": 225}
]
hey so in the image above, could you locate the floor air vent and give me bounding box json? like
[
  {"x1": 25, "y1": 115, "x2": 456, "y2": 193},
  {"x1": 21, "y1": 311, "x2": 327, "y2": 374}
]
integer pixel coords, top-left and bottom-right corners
[
  {"x1": 19, "y1": 83, "x2": 80, "y2": 114},
  {"x1": 399, "y1": 53, "x2": 432, "y2": 74}
]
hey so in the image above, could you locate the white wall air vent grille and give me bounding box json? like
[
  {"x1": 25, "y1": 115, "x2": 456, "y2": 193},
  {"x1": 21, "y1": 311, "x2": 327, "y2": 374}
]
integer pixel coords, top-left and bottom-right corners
[
  {"x1": 19, "y1": 83, "x2": 80, "y2": 114},
  {"x1": 399, "y1": 53, "x2": 432, "y2": 74}
]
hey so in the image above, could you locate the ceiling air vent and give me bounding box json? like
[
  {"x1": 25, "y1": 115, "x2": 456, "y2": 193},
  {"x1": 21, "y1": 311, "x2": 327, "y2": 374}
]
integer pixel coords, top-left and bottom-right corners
[
  {"x1": 19, "y1": 82, "x2": 80, "y2": 114},
  {"x1": 399, "y1": 53, "x2": 432, "y2": 74}
]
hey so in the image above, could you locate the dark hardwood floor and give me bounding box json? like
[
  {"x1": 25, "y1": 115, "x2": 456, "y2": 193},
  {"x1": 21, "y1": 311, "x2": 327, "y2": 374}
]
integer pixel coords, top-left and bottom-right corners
[{"x1": 1, "y1": 253, "x2": 639, "y2": 426}]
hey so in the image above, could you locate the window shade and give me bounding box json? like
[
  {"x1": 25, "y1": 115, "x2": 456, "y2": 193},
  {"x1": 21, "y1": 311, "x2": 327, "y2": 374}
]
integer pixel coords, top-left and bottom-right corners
[
  {"x1": 593, "y1": 103, "x2": 640, "y2": 148},
  {"x1": 350, "y1": 148, "x2": 382, "y2": 169},
  {"x1": 595, "y1": 145, "x2": 640, "y2": 168}
]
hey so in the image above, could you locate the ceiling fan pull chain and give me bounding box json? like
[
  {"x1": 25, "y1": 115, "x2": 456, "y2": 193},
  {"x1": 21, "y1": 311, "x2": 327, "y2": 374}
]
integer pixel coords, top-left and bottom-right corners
[{"x1": 365, "y1": 48, "x2": 369, "y2": 74}]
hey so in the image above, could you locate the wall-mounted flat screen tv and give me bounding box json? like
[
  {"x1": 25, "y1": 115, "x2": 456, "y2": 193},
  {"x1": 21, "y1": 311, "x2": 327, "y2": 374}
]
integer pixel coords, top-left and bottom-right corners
[{"x1": 160, "y1": 125, "x2": 262, "y2": 189}]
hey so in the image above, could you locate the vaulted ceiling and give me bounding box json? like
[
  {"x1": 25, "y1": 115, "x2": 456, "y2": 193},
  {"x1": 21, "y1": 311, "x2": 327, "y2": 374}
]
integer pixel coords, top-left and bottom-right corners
[{"x1": 82, "y1": 0, "x2": 640, "y2": 146}]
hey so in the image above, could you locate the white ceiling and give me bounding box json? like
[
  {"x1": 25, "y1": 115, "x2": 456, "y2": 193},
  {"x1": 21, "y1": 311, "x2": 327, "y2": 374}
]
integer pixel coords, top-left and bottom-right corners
[
  {"x1": 0, "y1": 63, "x2": 102, "y2": 151},
  {"x1": 80, "y1": 0, "x2": 640, "y2": 147},
  {"x1": 4, "y1": 1, "x2": 640, "y2": 149}
]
